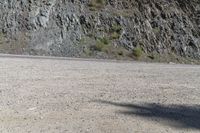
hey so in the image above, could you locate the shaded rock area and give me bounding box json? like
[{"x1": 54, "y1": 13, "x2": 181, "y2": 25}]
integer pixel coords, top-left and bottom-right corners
[{"x1": 0, "y1": 0, "x2": 199, "y2": 62}]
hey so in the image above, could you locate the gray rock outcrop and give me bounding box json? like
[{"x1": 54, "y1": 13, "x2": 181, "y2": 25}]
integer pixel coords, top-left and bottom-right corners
[{"x1": 0, "y1": 0, "x2": 199, "y2": 60}]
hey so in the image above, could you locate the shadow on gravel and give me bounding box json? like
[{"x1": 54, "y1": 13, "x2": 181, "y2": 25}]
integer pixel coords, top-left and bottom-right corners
[{"x1": 98, "y1": 100, "x2": 200, "y2": 130}]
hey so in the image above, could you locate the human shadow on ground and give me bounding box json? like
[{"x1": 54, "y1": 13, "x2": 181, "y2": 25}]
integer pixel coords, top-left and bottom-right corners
[{"x1": 97, "y1": 100, "x2": 200, "y2": 130}]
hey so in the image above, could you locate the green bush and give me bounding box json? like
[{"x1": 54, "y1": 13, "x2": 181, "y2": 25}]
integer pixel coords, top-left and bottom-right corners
[
  {"x1": 0, "y1": 32, "x2": 5, "y2": 44},
  {"x1": 83, "y1": 48, "x2": 92, "y2": 56},
  {"x1": 91, "y1": 37, "x2": 110, "y2": 52},
  {"x1": 132, "y1": 47, "x2": 143, "y2": 59},
  {"x1": 111, "y1": 24, "x2": 122, "y2": 33},
  {"x1": 99, "y1": 37, "x2": 110, "y2": 45},
  {"x1": 92, "y1": 41, "x2": 105, "y2": 51},
  {"x1": 88, "y1": 0, "x2": 105, "y2": 10},
  {"x1": 111, "y1": 32, "x2": 120, "y2": 39},
  {"x1": 152, "y1": 27, "x2": 160, "y2": 34},
  {"x1": 110, "y1": 24, "x2": 122, "y2": 40}
]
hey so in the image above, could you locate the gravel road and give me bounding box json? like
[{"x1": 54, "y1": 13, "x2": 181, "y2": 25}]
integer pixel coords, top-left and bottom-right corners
[{"x1": 0, "y1": 55, "x2": 200, "y2": 133}]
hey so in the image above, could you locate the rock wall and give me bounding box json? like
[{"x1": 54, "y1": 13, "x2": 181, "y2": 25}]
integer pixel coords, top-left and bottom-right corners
[{"x1": 0, "y1": 0, "x2": 200, "y2": 60}]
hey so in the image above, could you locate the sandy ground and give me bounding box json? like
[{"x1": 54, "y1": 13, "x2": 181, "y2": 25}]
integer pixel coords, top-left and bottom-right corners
[{"x1": 0, "y1": 55, "x2": 200, "y2": 133}]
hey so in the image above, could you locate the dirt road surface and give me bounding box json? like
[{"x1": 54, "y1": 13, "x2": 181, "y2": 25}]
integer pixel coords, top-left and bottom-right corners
[{"x1": 0, "y1": 55, "x2": 200, "y2": 133}]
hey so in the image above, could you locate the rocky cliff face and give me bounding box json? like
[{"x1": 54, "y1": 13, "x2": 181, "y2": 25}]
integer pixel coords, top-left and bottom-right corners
[{"x1": 0, "y1": 0, "x2": 200, "y2": 62}]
